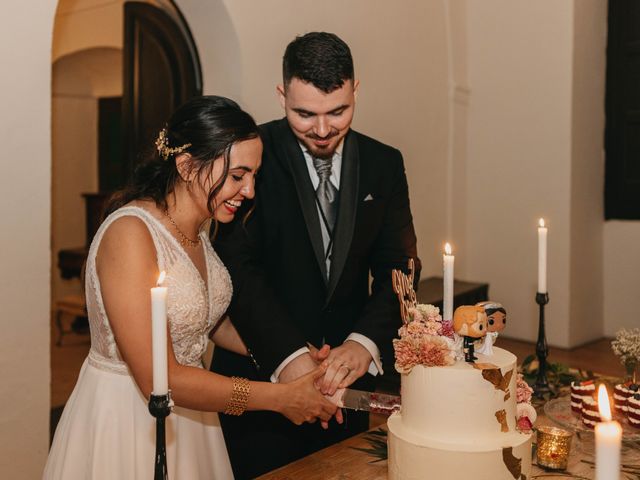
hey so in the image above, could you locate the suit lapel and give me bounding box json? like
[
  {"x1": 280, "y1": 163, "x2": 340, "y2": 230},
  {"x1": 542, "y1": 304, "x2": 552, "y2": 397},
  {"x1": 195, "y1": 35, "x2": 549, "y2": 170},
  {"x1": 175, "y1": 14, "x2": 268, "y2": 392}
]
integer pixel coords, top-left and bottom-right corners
[
  {"x1": 326, "y1": 130, "x2": 359, "y2": 301},
  {"x1": 275, "y1": 120, "x2": 328, "y2": 282}
]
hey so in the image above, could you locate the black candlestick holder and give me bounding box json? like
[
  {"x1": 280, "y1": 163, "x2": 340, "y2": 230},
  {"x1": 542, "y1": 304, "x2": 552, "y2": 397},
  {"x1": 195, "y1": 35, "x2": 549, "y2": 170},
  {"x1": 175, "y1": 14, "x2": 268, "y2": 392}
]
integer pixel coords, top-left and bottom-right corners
[
  {"x1": 148, "y1": 391, "x2": 173, "y2": 480},
  {"x1": 534, "y1": 292, "x2": 550, "y2": 399}
]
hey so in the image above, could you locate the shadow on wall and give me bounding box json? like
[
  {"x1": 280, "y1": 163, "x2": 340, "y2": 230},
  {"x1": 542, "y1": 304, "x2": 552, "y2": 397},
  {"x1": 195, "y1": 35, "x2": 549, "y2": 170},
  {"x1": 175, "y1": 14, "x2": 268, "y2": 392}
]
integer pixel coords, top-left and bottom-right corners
[{"x1": 177, "y1": 0, "x2": 242, "y2": 101}]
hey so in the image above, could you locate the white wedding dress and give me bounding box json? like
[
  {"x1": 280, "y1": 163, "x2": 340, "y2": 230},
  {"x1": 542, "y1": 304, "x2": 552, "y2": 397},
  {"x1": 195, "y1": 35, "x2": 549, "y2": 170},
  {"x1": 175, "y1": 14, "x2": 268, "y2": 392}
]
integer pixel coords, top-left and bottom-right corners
[{"x1": 44, "y1": 206, "x2": 234, "y2": 479}]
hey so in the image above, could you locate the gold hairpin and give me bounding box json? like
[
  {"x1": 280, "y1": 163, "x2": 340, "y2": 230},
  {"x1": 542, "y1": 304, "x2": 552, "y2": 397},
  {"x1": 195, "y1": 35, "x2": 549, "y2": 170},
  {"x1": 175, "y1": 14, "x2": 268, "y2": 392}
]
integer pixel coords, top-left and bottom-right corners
[{"x1": 155, "y1": 128, "x2": 192, "y2": 160}]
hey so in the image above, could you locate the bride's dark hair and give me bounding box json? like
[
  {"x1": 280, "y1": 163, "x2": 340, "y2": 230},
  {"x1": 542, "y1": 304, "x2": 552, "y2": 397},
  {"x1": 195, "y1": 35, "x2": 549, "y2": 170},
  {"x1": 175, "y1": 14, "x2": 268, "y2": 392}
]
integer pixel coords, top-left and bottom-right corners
[{"x1": 104, "y1": 95, "x2": 259, "y2": 218}]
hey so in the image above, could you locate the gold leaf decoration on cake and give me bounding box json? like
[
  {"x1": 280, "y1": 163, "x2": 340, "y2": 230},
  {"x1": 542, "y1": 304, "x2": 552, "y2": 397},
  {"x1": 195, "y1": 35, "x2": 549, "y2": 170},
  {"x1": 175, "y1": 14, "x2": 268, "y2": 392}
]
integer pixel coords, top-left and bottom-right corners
[
  {"x1": 472, "y1": 362, "x2": 499, "y2": 371},
  {"x1": 502, "y1": 446, "x2": 523, "y2": 479},
  {"x1": 480, "y1": 367, "x2": 514, "y2": 393},
  {"x1": 504, "y1": 390, "x2": 511, "y2": 401},
  {"x1": 495, "y1": 409, "x2": 509, "y2": 432}
]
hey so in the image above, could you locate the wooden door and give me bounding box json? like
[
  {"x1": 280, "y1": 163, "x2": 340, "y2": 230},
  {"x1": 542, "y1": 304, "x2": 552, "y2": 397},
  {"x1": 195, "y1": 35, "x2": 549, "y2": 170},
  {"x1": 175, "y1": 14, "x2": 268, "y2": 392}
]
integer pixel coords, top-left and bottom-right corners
[
  {"x1": 605, "y1": 0, "x2": 640, "y2": 219},
  {"x1": 122, "y1": 1, "x2": 202, "y2": 177}
]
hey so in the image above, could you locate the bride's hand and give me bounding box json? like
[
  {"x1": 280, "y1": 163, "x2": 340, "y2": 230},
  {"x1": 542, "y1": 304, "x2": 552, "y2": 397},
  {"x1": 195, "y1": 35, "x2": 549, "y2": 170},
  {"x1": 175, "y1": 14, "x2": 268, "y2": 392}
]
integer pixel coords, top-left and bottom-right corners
[
  {"x1": 319, "y1": 388, "x2": 345, "y2": 429},
  {"x1": 279, "y1": 364, "x2": 338, "y2": 426}
]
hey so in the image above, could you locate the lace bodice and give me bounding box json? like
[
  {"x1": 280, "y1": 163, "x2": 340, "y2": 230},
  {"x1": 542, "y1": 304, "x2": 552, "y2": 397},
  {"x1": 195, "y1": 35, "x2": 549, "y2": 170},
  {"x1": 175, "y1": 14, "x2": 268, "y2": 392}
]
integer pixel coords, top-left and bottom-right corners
[{"x1": 84, "y1": 206, "x2": 232, "y2": 374}]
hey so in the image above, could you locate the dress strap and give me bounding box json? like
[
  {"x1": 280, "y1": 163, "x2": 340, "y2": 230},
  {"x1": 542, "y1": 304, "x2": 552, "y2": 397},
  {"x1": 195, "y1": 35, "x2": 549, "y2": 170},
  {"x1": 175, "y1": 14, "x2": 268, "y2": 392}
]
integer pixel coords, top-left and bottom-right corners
[{"x1": 84, "y1": 206, "x2": 176, "y2": 360}]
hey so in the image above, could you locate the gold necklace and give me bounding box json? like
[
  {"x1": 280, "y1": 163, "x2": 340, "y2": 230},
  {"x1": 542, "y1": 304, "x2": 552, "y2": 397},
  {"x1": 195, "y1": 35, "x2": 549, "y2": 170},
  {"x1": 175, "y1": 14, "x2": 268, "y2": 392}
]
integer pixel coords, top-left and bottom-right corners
[{"x1": 164, "y1": 209, "x2": 201, "y2": 248}]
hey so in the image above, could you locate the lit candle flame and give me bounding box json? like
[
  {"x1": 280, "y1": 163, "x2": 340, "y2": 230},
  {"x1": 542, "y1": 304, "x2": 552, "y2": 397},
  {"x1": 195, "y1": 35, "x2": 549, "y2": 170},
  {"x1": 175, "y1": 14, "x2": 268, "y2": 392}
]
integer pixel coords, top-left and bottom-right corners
[
  {"x1": 444, "y1": 243, "x2": 452, "y2": 256},
  {"x1": 597, "y1": 384, "x2": 612, "y2": 422},
  {"x1": 539, "y1": 218, "x2": 546, "y2": 228},
  {"x1": 157, "y1": 271, "x2": 166, "y2": 286}
]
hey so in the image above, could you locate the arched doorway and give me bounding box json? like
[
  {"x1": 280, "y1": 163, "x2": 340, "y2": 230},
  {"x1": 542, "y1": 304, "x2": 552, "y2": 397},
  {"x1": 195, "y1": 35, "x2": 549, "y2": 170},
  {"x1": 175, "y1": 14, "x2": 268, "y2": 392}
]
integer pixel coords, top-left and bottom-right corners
[{"x1": 50, "y1": 0, "x2": 202, "y2": 439}]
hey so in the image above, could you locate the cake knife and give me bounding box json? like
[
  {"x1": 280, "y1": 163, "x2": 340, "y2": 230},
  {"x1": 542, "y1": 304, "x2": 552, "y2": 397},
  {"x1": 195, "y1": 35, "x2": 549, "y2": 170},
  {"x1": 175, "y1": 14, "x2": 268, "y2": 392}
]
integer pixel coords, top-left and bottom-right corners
[{"x1": 337, "y1": 388, "x2": 401, "y2": 415}]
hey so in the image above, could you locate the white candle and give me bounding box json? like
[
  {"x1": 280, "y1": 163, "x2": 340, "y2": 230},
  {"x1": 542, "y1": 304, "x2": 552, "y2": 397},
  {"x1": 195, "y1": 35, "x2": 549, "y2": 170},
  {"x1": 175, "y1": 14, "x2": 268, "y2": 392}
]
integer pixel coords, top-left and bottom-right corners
[
  {"x1": 595, "y1": 384, "x2": 622, "y2": 480},
  {"x1": 537, "y1": 218, "x2": 548, "y2": 294},
  {"x1": 151, "y1": 271, "x2": 168, "y2": 395},
  {"x1": 443, "y1": 243, "x2": 454, "y2": 321}
]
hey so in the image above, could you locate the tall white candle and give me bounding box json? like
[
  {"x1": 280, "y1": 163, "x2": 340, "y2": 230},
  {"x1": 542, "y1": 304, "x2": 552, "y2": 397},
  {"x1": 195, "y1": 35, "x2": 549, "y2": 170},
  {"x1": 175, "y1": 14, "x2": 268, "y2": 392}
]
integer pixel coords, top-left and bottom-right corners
[
  {"x1": 443, "y1": 243, "x2": 454, "y2": 321},
  {"x1": 537, "y1": 219, "x2": 548, "y2": 294},
  {"x1": 595, "y1": 384, "x2": 622, "y2": 480},
  {"x1": 151, "y1": 271, "x2": 168, "y2": 395}
]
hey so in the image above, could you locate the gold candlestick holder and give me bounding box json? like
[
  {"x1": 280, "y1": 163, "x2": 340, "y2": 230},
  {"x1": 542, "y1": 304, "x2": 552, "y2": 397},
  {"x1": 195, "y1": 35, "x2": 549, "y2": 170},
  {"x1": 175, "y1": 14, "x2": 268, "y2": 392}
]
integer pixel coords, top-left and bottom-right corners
[{"x1": 536, "y1": 426, "x2": 573, "y2": 470}]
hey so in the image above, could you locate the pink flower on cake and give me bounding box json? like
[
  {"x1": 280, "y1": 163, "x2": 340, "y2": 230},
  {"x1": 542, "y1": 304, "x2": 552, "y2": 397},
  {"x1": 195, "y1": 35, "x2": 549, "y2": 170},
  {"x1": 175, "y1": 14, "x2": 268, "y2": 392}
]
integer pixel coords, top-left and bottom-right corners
[
  {"x1": 439, "y1": 319, "x2": 455, "y2": 339},
  {"x1": 399, "y1": 321, "x2": 428, "y2": 339},
  {"x1": 416, "y1": 304, "x2": 441, "y2": 321},
  {"x1": 516, "y1": 416, "x2": 533, "y2": 434},
  {"x1": 424, "y1": 320, "x2": 442, "y2": 336},
  {"x1": 516, "y1": 374, "x2": 533, "y2": 404},
  {"x1": 393, "y1": 335, "x2": 455, "y2": 373},
  {"x1": 407, "y1": 307, "x2": 425, "y2": 323},
  {"x1": 418, "y1": 336, "x2": 456, "y2": 367},
  {"x1": 393, "y1": 337, "x2": 422, "y2": 374},
  {"x1": 516, "y1": 402, "x2": 537, "y2": 434},
  {"x1": 393, "y1": 303, "x2": 458, "y2": 373}
]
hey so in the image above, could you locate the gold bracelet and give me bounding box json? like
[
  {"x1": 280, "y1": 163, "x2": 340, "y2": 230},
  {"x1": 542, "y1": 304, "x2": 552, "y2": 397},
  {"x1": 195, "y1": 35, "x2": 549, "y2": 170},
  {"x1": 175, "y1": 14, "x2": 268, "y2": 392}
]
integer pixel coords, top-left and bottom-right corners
[{"x1": 224, "y1": 377, "x2": 251, "y2": 416}]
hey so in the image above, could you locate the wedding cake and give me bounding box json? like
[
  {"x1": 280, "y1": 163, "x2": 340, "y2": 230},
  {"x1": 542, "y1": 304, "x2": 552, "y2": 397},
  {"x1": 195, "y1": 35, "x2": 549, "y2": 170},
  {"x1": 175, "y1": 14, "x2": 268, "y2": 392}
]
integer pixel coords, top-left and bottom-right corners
[{"x1": 387, "y1": 268, "x2": 533, "y2": 480}]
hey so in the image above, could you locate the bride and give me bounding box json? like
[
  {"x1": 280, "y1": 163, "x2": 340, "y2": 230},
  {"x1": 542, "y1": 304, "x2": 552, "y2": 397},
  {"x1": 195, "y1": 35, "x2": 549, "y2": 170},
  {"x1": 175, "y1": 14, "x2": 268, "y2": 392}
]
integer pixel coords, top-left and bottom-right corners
[{"x1": 44, "y1": 96, "x2": 338, "y2": 479}]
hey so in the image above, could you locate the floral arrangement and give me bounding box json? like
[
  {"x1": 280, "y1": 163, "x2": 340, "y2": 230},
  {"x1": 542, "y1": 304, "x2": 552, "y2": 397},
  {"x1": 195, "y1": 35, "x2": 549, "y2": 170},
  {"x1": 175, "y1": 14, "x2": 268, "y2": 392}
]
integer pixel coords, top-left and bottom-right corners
[
  {"x1": 393, "y1": 304, "x2": 458, "y2": 373},
  {"x1": 515, "y1": 373, "x2": 536, "y2": 434},
  {"x1": 612, "y1": 328, "x2": 640, "y2": 382}
]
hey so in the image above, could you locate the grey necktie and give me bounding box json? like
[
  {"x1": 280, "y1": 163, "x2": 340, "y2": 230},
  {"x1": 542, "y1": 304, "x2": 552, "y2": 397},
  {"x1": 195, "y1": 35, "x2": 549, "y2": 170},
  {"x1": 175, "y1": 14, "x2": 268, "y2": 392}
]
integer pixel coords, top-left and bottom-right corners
[{"x1": 312, "y1": 156, "x2": 338, "y2": 234}]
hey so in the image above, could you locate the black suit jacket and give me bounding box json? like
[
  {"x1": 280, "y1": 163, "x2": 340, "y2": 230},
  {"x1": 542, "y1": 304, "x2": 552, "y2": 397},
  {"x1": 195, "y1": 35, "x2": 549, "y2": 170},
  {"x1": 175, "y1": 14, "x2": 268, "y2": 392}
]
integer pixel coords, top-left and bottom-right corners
[{"x1": 213, "y1": 118, "x2": 420, "y2": 377}]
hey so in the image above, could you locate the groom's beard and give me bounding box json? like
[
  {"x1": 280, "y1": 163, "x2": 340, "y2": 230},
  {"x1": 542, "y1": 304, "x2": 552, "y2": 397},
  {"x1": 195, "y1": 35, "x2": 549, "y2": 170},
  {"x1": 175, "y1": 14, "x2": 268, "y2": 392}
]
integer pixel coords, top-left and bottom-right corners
[{"x1": 302, "y1": 129, "x2": 341, "y2": 159}]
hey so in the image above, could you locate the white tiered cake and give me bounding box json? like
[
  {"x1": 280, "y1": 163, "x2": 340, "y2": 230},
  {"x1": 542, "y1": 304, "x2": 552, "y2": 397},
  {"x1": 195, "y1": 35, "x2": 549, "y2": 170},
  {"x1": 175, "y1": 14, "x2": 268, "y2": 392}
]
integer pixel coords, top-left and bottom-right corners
[{"x1": 387, "y1": 347, "x2": 532, "y2": 480}]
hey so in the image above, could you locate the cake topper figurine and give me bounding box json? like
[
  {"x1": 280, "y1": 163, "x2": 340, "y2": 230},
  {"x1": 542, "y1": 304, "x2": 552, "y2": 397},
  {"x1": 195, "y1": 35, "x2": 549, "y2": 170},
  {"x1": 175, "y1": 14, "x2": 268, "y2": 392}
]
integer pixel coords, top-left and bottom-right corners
[
  {"x1": 453, "y1": 305, "x2": 488, "y2": 362},
  {"x1": 392, "y1": 258, "x2": 417, "y2": 324},
  {"x1": 475, "y1": 301, "x2": 507, "y2": 356}
]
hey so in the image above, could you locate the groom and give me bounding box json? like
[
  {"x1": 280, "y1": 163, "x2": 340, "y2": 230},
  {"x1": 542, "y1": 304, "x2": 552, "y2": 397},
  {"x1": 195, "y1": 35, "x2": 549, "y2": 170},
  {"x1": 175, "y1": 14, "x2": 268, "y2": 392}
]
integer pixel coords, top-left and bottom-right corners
[{"x1": 212, "y1": 32, "x2": 420, "y2": 479}]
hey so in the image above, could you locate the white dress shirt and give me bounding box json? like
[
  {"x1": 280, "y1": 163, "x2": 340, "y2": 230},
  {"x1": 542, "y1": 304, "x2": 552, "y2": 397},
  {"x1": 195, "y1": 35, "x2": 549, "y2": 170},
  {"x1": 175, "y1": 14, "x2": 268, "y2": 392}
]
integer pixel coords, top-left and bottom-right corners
[{"x1": 270, "y1": 141, "x2": 383, "y2": 382}]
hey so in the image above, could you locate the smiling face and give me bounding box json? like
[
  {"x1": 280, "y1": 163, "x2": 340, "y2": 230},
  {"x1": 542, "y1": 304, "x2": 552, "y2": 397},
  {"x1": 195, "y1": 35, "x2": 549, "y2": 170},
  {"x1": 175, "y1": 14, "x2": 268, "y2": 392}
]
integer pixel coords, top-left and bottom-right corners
[
  {"x1": 190, "y1": 137, "x2": 262, "y2": 223},
  {"x1": 487, "y1": 310, "x2": 507, "y2": 333},
  {"x1": 277, "y1": 77, "x2": 358, "y2": 159}
]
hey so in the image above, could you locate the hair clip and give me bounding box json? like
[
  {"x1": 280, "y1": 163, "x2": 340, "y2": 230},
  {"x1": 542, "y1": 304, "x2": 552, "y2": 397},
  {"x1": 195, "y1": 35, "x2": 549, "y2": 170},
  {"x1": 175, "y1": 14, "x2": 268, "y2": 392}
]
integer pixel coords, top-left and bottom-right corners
[{"x1": 155, "y1": 128, "x2": 192, "y2": 160}]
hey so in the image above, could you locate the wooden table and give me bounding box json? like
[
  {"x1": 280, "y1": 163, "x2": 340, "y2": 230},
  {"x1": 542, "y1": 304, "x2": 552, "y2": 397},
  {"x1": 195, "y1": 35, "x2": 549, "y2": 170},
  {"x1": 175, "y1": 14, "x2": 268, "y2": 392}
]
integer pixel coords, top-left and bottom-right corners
[{"x1": 257, "y1": 414, "x2": 638, "y2": 480}]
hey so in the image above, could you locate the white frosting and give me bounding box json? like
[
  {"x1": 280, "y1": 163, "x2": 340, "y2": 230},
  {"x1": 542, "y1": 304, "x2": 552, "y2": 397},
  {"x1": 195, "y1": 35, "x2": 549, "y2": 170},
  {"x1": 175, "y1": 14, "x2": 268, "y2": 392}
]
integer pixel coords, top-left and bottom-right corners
[
  {"x1": 388, "y1": 347, "x2": 532, "y2": 479},
  {"x1": 398, "y1": 347, "x2": 519, "y2": 448},
  {"x1": 388, "y1": 419, "x2": 532, "y2": 480}
]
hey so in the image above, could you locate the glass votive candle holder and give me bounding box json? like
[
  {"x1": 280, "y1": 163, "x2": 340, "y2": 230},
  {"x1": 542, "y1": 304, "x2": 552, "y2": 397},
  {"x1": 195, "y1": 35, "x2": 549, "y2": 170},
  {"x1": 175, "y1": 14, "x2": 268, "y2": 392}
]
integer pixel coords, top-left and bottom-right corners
[{"x1": 536, "y1": 426, "x2": 573, "y2": 470}]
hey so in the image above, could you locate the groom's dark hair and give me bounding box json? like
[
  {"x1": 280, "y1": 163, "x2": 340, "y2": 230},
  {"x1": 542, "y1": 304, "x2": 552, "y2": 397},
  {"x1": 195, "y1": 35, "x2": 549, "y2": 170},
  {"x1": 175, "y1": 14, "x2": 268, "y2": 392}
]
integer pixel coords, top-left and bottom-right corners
[{"x1": 282, "y1": 32, "x2": 354, "y2": 93}]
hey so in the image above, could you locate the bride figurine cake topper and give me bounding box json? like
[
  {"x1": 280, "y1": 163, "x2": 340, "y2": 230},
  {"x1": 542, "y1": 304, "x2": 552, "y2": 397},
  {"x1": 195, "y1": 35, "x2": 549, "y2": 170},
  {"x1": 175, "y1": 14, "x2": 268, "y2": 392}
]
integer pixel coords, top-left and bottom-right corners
[{"x1": 475, "y1": 301, "x2": 507, "y2": 356}]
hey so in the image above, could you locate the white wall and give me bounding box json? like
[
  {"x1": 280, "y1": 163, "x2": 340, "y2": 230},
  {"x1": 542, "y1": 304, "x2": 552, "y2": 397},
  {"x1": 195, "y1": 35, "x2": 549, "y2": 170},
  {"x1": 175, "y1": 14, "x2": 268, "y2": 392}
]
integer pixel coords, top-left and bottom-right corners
[
  {"x1": 569, "y1": 0, "x2": 607, "y2": 345},
  {"x1": 466, "y1": 0, "x2": 575, "y2": 345},
  {"x1": 0, "y1": 1, "x2": 56, "y2": 477},
  {"x1": 178, "y1": 0, "x2": 452, "y2": 279}
]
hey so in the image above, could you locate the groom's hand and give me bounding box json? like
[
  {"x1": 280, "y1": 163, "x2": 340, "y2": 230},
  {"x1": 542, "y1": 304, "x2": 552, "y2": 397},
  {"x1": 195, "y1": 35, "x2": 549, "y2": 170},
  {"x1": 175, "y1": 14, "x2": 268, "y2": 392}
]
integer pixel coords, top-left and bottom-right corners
[
  {"x1": 319, "y1": 341, "x2": 372, "y2": 395},
  {"x1": 277, "y1": 353, "x2": 318, "y2": 384},
  {"x1": 307, "y1": 343, "x2": 331, "y2": 364}
]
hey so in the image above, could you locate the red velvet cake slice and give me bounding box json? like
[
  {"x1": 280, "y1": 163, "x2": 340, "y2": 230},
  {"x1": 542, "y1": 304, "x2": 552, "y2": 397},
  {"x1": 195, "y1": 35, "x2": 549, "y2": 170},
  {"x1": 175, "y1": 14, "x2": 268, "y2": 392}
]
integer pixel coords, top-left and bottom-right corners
[
  {"x1": 571, "y1": 380, "x2": 595, "y2": 414},
  {"x1": 581, "y1": 396, "x2": 601, "y2": 428},
  {"x1": 628, "y1": 393, "x2": 640, "y2": 429},
  {"x1": 614, "y1": 382, "x2": 633, "y2": 413}
]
